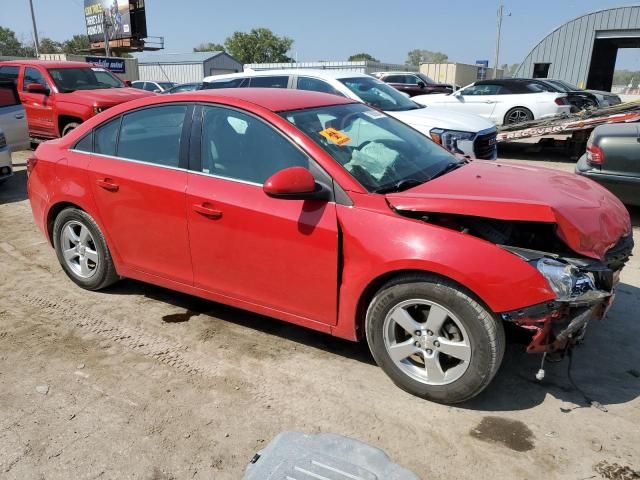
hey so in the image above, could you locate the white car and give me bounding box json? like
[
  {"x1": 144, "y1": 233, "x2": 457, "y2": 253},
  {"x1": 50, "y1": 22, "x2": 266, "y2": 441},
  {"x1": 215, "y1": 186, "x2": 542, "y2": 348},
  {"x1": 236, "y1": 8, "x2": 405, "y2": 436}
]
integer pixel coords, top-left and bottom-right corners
[
  {"x1": 0, "y1": 82, "x2": 30, "y2": 183},
  {"x1": 203, "y1": 69, "x2": 498, "y2": 159},
  {"x1": 412, "y1": 79, "x2": 573, "y2": 126},
  {"x1": 131, "y1": 80, "x2": 176, "y2": 93}
]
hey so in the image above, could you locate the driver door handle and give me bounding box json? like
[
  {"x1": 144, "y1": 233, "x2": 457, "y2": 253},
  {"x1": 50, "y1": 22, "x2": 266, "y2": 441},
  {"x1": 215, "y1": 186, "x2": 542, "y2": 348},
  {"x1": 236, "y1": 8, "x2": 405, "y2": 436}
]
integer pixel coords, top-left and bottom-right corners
[
  {"x1": 192, "y1": 203, "x2": 222, "y2": 219},
  {"x1": 485, "y1": 100, "x2": 497, "y2": 104},
  {"x1": 96, "y1": 178, "x2": 119, "y2": 192}
]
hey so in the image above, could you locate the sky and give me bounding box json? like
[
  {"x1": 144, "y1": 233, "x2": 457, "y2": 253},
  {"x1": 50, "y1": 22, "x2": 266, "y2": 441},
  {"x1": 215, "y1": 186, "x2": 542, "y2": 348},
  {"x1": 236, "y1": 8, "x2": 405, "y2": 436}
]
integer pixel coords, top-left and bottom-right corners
[{"x1": 3, "y1": 0, "x2": 640, "y2": 69}]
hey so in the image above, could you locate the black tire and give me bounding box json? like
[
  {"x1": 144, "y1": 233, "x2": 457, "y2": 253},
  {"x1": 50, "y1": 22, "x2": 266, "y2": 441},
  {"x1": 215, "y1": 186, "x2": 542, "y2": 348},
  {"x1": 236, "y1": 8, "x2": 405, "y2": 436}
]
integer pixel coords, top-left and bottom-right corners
[
  {"x1": 503, "y1": 107, "x2": 533, "y2": 125},
  {"x1": 365, "y1": 274, "x2": 505, "y2": 404},
  {"x1": 53, "y1": 208, "x2": 119, "y2": 290},
  {"x1": 61, "y1": 122, "x2": 80, "y2": 136}
]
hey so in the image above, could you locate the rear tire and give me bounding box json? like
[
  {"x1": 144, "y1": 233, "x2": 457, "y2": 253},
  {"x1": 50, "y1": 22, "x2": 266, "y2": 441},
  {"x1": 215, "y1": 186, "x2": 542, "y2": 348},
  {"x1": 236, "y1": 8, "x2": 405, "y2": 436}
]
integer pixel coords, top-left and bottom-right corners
[
  {"x1": 365, "y1": 274, "x2": 505, "y2": 404},
  {"x1": 53, "y1": 208, "x2": 119, "y2": 290},
  {"x1": 503, "y1": 107, "x2": 533, "y2": 125}
]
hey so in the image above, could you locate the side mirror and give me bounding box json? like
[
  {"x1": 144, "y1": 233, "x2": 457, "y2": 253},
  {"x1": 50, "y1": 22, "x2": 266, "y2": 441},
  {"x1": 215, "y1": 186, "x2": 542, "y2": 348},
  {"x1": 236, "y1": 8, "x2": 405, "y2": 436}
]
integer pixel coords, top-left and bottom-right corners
[
  {"x1": 124, "y1": 80, "x2": 132, "y2": 87},
  {"x1": 417, "y1": 81, "x2": 426, "y2": 88},
  {"x1": 26, "y1": 83, "x2": 48, "y2": 94},
  {"x1": 263, "y1": 166, "x2": 331, "y2": 201}
]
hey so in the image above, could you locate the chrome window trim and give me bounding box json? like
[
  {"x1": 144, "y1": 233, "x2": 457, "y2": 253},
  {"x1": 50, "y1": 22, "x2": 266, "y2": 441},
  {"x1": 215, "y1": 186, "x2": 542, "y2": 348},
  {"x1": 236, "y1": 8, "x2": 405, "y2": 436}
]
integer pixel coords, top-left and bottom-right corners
[{"x1": 67, "y1": 149, "x2": 187, "y2": 173}]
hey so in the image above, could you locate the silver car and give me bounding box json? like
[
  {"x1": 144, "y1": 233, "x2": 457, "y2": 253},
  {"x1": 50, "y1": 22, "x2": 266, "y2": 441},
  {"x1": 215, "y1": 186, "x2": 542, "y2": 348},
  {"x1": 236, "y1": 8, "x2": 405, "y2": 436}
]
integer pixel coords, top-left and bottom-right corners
[{"x1": 0, "y1": 81, "x2": 29, "y2": 183}]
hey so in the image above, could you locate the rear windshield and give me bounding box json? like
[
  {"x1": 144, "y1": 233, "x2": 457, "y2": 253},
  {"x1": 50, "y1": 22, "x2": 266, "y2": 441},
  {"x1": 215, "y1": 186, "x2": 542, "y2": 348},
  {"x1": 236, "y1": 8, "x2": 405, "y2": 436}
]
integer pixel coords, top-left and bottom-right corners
[{"x1": 48, "y1": 67, "x2": 125, "y2": 92}]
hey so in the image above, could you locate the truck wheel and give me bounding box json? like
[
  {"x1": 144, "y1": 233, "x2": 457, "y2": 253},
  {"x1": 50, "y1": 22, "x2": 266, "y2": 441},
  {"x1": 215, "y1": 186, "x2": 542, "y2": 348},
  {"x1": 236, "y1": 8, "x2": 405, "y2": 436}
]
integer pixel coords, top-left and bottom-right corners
[
  {"x1": 504, "y1": 107, "x2": 533, "y2": 125},
  {"x1": 61, "y1": 122, "x2": 80, "y2": 136},
  {"x1": 365, "y1": 275, "x2": 505, "y2": 404},
  {"x1": 53, "y1": 208, "x2": 119, "y2": 291}
]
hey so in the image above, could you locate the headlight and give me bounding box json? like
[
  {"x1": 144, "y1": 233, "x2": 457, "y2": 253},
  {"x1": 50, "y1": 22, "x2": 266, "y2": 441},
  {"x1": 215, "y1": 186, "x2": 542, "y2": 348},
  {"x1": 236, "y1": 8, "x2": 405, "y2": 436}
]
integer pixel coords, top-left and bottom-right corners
[
  {"x1": 93, "y1": 106, "x2": 108, "y2": 114},
  {"x1": 430, "y1": 128, "x2": 475, "y2": 154},
  {"x1": 535, "y1": 258, "x2": 596, "y2": 300}
]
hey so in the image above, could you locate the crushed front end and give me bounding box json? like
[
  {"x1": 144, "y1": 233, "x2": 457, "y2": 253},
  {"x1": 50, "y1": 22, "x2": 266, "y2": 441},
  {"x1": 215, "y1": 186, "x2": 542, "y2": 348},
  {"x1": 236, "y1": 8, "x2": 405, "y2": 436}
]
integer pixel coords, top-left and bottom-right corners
[{"x1": 500, "y1": 234, "x2": 633, "y2": 354}]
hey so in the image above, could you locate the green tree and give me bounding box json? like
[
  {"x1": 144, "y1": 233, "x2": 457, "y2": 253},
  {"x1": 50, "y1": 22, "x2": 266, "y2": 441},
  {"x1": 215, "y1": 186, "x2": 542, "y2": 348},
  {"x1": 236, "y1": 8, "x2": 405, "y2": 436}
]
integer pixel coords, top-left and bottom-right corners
[
  {"x1": 0, "y1": 27, "x2": 23, "y2": 56},
  {"x1": 613, "y1": 69, "x2": 639, "y2": 87},
  {"x1": 224, "y1": 28, "x2": 293, "y2": 64},
  {"x1": 348, "y1": 52, "x2": 379, "y2": 62},
  {"x1": 62, "y1": 34, "x2": 90, "y2": 54},
  {"x1": 405, "y1": 49, "x2": 449, "y2": 66},
  {"x1": 39, "y1": 37, "x2": 62, "y2": 54},
  {"x1": 193, "y1": 42, "x2": 225, "y2": 52}
]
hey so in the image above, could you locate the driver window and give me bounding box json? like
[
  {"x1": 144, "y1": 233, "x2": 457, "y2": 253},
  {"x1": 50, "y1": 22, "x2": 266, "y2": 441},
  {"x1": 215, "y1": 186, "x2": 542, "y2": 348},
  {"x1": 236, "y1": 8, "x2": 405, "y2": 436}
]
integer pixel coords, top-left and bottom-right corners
[{"x1": 23, "y1": 67, "x2": 48, "y2": 91}]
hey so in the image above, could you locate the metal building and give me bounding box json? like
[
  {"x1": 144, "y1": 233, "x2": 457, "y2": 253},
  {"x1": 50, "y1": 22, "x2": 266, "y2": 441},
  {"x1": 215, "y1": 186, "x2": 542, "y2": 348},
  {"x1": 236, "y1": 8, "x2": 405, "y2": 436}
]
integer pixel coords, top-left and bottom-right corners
[
  {"x1": 136, "y1": 52, "x2": 242, "y2": 83},
  {"x1": 514, "y1": 6, "x2": 640, "y2": 91}
]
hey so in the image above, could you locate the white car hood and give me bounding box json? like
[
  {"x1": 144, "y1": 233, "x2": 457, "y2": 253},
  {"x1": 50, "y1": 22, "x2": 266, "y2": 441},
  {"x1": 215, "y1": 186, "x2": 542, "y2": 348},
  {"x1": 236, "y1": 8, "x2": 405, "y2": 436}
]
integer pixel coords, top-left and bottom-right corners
[{"x1": 387, "y1": 106, "x2": 495, "y2": 134}]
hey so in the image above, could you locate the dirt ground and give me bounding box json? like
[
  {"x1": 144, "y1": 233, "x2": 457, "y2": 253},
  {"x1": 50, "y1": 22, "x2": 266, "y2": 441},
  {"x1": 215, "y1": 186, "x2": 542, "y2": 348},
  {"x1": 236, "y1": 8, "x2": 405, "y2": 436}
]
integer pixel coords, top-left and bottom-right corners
[{"x1": 1, "y1": 146, "x2": 639, "y2": 480}]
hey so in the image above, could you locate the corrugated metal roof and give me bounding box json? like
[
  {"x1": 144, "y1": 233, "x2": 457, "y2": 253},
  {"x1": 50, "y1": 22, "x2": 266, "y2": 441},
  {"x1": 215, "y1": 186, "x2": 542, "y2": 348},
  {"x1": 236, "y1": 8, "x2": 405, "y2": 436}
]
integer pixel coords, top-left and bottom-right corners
[{"x1": 135, "y1": 52, "x2": 223, "y2": 64}]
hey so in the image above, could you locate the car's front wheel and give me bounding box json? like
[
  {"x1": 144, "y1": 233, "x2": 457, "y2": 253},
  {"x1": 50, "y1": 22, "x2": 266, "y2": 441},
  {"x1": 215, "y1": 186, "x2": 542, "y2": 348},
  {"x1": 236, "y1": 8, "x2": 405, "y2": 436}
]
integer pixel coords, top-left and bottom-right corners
[
  {"x1": 366, "y1": 275, "x2": 505, "y2": 404},
  {"x1": 53, "y1": 208, "x2": 119, "y2": 290}
]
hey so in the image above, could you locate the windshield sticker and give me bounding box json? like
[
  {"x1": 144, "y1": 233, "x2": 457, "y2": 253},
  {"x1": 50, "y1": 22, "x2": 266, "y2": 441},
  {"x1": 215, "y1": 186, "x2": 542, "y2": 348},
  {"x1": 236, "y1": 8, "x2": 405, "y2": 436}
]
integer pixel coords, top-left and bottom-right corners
[
  {"x1": 319, "y1": 128, "x2": 351, "y2": 146},
  {"x1": 364, "y1": 110, "x2": 386, "y2": 120}
]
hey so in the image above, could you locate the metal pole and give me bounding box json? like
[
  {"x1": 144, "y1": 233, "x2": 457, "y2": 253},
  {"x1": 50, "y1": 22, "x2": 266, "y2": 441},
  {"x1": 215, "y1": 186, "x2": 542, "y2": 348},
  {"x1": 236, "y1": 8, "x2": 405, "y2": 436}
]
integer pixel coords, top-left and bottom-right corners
[
  {"x1": 28, "y1": 0, "x2": 40, "y2": 57},
  {"x1": 493, "y1": 3, "x2": 503, "y2": 80}
]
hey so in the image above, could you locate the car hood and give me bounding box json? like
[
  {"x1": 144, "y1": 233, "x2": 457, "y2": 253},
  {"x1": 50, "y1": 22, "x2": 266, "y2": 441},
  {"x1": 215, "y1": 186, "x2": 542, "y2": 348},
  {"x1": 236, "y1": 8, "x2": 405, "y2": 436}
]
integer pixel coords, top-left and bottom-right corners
[
  {"x1": 61, "y1": 88, "x2": 155, "y2": 105},
  {"x1": 385, "y1": 160, "x2": 631, "y2": 260},
  {"x1": 387, "y1": 106, "x2": 494, "y2": 133}
]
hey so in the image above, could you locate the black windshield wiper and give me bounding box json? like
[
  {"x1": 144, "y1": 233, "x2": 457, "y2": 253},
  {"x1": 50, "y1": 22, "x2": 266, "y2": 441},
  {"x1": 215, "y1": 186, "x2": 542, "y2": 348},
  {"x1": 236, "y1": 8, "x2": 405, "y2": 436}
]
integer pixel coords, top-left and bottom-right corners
[
  {"x1": 428, "y1": 160, "x2": 467, "y2": 181},
  {"x1": 374, "y1": 178, "x2": 425, "y2": 194}
]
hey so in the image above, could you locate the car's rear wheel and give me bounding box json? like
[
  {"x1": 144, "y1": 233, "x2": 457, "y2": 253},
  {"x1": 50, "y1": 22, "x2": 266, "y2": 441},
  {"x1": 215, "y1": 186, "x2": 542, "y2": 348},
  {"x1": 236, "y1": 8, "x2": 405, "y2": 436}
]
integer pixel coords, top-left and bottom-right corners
[
  {"x1": 504, "y1": 107, "x2": 533, "y2": 125},
  {"x1": 53, "y1": 208, "x2": 119, "y2": 290},
  {"x1": 365, "y1": 275, "x2": 505, "y2": 404}
]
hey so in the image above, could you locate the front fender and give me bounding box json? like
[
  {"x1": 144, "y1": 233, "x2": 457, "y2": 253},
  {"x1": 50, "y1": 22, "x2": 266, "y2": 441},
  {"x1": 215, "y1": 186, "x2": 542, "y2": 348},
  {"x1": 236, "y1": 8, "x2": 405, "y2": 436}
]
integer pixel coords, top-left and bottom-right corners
[{"x1": 332, "y1": 202, "x2": 555, "y2": 340}]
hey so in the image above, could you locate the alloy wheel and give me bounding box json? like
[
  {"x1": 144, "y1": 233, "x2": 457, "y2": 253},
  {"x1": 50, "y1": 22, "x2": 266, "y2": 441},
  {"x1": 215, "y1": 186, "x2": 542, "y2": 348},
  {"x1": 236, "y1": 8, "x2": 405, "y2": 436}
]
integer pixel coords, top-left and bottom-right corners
[{"x1": 60, "y1": 220, "x2": 99, "y2": 278}]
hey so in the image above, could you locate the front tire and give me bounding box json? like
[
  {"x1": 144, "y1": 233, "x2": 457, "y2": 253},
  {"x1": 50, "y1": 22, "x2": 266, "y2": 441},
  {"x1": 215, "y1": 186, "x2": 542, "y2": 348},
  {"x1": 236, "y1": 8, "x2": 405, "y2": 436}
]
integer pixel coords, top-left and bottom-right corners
[
  {"x1": 61, "y1": 122, "x2": 80, "y2": 136},
  {"x1": 53, "y1": 208, "x2": 119, "y2": 290},
  {"x1": 365, "y1": 275, "x2": 505, "y2": 404}
]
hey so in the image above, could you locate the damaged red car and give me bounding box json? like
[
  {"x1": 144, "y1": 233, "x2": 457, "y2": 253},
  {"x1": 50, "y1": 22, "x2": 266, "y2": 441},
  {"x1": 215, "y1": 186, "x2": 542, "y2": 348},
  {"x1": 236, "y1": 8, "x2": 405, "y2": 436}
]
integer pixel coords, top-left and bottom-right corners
[{"x1": 27, "y1": 89, "x2": 632, "y2": 404}]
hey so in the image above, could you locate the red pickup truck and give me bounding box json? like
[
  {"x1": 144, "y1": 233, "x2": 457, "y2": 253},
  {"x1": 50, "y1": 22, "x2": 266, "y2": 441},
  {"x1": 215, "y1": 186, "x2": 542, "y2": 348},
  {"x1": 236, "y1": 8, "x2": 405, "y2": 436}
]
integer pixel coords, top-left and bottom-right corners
[{"x1": 0, "y1": 60, "x2": 155, "y2": 138}]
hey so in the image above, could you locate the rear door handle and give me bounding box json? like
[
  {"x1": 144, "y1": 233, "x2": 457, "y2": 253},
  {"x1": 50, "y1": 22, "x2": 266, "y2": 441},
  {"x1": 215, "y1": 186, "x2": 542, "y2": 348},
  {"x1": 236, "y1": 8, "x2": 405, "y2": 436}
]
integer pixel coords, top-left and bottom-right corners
[
  {"x1": 192, "y1": 203, "x2": 222, "y2": 219},
  {"x1": 96, "y1": 178, "x2": 119, "y2": 192},
  {"x1": 14, "y1": 113, "x2": 25, "y2": 119}
]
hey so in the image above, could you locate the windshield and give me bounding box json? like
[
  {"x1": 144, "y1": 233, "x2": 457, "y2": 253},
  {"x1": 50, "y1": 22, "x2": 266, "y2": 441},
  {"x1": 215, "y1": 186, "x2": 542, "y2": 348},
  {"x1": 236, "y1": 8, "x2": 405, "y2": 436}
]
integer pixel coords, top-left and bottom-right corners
[
  {"x1": 158, "y1": 82, "x2": 176, "y2": 90},
  {"x1": 281, "y1": 103, "x2": 458, "y2": 192},
  {"x1": 48, "y1": 67, "x2": 124, "y2": 92},
  {"x1": 339, "y1": 77, "x2": 423, "y2": 112}
]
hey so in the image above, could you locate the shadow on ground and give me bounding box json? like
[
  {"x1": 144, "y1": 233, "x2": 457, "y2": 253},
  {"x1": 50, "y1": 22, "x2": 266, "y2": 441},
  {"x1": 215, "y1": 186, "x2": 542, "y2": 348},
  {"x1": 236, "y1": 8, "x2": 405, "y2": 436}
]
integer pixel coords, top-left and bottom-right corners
[
  {"x1": 0, "y1": 169, "x2": 27, "y2": 205},
  {"x1": 103, "y1": 277, "x2": 640, "y2": 412}
]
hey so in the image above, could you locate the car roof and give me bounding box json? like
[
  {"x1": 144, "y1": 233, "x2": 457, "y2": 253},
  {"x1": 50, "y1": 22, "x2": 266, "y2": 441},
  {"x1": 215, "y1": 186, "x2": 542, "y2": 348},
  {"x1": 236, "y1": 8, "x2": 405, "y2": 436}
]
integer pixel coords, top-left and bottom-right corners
[
  {"x1": 373, "y1": 71, "x2": 419, "y2": 75},
  {"x1": 208, "y1": 69, "x2": 372, "y2": 81},
  {"x1": 0, "y1": 60, "x2": 91, "y2": 68}
]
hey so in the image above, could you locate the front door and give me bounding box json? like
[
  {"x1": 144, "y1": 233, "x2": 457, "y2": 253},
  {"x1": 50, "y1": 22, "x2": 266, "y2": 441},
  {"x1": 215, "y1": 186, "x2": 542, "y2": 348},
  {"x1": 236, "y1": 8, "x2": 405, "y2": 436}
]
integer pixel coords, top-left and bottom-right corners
[
  {"x1": 186, "y1": 105, "x2": 339, "y2": 324},
  {"x1": 86, "y1": 104, "x2": 193, "y2": 284},
  {"x1": 21, "y1": 66, "x2": 56, "y2": 137}
]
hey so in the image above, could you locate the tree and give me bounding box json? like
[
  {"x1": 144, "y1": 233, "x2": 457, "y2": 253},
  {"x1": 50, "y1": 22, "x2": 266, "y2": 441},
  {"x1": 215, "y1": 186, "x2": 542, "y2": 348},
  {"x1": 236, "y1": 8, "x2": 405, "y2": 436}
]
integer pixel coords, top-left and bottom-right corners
[
  {"x1": 0, "y1": 27, "x2": 23, "y2": 56},
  {"x1": 348, "y1": 52, "x2": 379, "y2": 62},
  {"x1": 193, "y1": 42, "x2": 225, "y2": 52},
  {"x1": 405, "y1": 49, "x2": 449, "y2": 66},
  {"x1": 62, "y1": 34, "x2": 90, "y2": 54},
  {"x1": 224, "y1": 28, "x2": 293, "y2": 64},
  {"x1": 39, "y1": 37, "x2": 62, "y2": 54}
]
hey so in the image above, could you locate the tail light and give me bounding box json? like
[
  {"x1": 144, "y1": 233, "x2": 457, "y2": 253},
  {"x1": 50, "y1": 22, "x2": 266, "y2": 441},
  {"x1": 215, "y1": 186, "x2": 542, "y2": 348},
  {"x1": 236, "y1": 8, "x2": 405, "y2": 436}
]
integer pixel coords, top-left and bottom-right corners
[
  {"x1": 586, "y1": 144, "x2": 604, "y2": 166},
  {"x1": 26, "y1": 155, "x2": 38, "y2": 177},
  {"x1": 555, "y1": 97, "x2": 569, "y2": 106}
]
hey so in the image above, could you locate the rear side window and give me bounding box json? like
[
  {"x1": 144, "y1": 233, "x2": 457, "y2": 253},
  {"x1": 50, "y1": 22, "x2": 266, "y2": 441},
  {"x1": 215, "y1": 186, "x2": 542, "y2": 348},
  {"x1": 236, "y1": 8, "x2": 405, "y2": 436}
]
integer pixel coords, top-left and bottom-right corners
[
  {"x1": 296, "y1": 77, "x2": 341, "y2": 96},
  {"x1": 0, "y1": 66, "x2": 20, "y2": 85},
  {"x1": 117, "y1": 105, "x2": 187, "y2": 167},
  {"x1": 23, "y1": 67, "x2": 48, "y2": 91},
  {"x1": 131, "y1": 82, "x2": 145, "y2": 89},
  {"x1": 73, "y1": 132, "x2": 93, "y2": 152},
  {"x1": 94, "y1": 118, "x2": 120, "y2": 156},
  {"x1": 248, "y1": 76, "x2": 288, "y2": 88},
  {"x1": 143, "y1": 82, "x2": 158, "y2": 92},
  {"x1": 0, "y1": 85, "x2": 20, "y2": 107}
]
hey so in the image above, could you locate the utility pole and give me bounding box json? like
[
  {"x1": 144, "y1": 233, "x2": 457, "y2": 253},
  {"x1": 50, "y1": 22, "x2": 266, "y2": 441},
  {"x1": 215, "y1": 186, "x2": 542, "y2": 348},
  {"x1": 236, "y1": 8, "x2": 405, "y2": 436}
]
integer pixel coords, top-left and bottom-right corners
[
  {"x1": 493, "y1": 3, "x2": 510, "y2": 79},
  {"x1": 28, "y1": 0, "x2": 40, "y2": 57}
]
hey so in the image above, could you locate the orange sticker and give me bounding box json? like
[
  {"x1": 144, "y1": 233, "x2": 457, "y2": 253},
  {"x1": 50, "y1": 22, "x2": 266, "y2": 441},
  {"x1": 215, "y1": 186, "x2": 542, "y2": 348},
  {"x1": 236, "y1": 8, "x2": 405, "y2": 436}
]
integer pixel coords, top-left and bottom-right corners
[{"x1": 319, "y1": 127, "x2": 351, "y2": 145}]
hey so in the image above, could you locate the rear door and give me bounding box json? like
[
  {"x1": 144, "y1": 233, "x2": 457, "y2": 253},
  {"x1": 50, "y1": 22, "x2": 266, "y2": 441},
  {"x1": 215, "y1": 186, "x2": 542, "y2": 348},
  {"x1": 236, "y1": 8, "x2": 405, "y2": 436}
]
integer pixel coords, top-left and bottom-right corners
[
  {"x1": 86, "y1": 104, "x2": 193, "y2": 283},
  {"x1": 0, "y1": 82, "x2": 29, "y2": 151},
  {"x1": 21, "y1": 66, "x2": 56, "y2": 137}
]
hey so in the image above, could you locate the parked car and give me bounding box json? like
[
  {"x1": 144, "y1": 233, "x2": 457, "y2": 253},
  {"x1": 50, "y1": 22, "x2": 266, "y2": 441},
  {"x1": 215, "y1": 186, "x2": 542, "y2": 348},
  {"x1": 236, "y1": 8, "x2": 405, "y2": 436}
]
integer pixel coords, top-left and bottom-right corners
[
  {"x1": 372, "y1": 72, "x2": 454, "y2": 96},
  {"x1": 521, "y1": 78, "x2": 599, "y2": 112},
  {"x1": 203, "y1": 69, "x2": 498, "y2": 160},
  {"x1": 0, "y1": 61, "x2": 155, "y2": 138},
  {"x1": 131, "y1": 80, "x2": 176, "y2": 93},
  {"x1": 543, "y1": 79, "x2": 622, "y2": 107},
  {"x1": 28, "y1": 89, "x2": 632, "y2": 403},
  {"x1": 575, "y1": 124, "x2": 640, "y2": 205},
  {"x1": 413, "y1": 79, "x2": 572, "y2": 125},
  {"x1": 0, "y1": 81, "x2": 29, "y2": 183},
  {"x1": 163, "y1": 82, "x2": 217, "y2": 94}
]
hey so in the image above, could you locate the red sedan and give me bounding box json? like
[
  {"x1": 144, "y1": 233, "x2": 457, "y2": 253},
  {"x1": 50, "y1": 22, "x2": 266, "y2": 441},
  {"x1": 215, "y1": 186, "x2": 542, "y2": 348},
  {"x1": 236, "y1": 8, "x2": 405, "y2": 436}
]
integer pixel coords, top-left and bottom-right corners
[{"x1": 27, "y1": 89, "x2": 632, "y2": 403}]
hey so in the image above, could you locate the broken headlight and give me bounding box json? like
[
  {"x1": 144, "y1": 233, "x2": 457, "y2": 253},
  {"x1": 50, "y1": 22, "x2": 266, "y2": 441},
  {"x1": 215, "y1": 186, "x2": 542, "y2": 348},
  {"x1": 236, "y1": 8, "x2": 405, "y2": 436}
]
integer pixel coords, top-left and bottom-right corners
[{"x1": 535, "y1": 258, "x2": 597, "y2": 301}]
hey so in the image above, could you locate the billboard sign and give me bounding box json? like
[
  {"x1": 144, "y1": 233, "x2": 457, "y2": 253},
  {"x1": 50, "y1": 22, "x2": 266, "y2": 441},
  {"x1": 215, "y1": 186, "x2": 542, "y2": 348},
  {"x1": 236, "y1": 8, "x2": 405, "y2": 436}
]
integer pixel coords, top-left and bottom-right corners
[
  {"x1": 84, "y1": 0, "x2": 132, "y2": 43},
  {"x1": 85, "y1": 56, "x2": 126, "y2": 73}
]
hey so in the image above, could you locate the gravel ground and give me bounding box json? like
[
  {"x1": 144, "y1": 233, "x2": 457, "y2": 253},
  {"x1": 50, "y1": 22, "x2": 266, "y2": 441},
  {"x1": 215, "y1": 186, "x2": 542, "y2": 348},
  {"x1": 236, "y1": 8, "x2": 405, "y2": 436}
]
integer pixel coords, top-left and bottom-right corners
[{"x1": 0, "y1": 147, "x2": 639, "y2": 480}]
